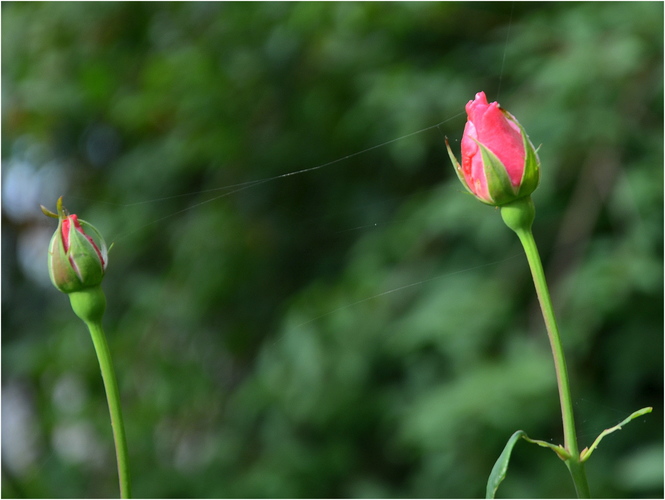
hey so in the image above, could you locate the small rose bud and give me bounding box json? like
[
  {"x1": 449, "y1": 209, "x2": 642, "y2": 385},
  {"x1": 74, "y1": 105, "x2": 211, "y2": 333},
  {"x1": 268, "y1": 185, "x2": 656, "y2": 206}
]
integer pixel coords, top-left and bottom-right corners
[
  {"x1": 44, "y1": 198, "x2": 108, "y2": 294},
  {"x1": 447, "y1": 91, "x2": 540, "y2": 206}
]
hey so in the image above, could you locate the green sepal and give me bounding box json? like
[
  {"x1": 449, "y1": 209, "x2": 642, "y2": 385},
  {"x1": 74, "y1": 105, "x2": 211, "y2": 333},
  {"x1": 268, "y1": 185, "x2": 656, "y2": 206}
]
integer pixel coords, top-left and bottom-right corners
[
  {"x1": 41, "y1": 205, "x2": 59, "y2": 218},
  {"x1": 445, "y1": 137, "x2": 475, "y2": 196},
  {"x1": 56, "y1": 196, "x2": 66, "y2": 218},
  {"x1": 77, "y1": 219, "x2": 108, "y2": 269},
  {"x1": 67, "y1": 221, "x2": 105, "y2": 288},
  {"x1": 487, "y1": 430, "x2": 570, "y2": 499},
  {"x1": 516, "y1": 126, "x2": 541, "y2": 199},
  {"x1": 48, "y1": 219, "x2": 82, "y2": 294},
  {"x1": 477, "y1": 141, "x2": 517, "y2": 205},
  {"x1": 579, "y1": 406, "x2": 652, "y2": 463}
]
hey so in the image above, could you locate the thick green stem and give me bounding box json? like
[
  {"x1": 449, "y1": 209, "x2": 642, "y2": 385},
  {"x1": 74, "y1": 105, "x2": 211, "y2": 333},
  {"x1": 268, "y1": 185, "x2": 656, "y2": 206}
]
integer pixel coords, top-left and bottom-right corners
[
  {"x1": 501, "y1": 198, "x2": 590, "y2": 498},
  {"x1": 69, "y1": 287, "x2": 131, "y2": 498},
  {"x1": 566, "y1": 458, "x2": 591, "y2": 499}
]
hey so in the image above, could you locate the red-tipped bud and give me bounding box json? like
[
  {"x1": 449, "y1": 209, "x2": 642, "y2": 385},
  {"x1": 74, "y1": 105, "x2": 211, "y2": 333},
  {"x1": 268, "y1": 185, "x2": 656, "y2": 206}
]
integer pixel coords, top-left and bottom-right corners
[
  {"x1": 447, "y1": 91, "x2": 540, "y2": 206},
  {"x1": 45, "y1": 198, "x2": 108, "y2": 294}
]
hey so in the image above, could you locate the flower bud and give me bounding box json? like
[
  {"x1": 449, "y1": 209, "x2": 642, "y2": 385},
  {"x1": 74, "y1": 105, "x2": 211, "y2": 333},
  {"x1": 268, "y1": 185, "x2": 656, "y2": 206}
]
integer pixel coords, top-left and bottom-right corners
[
  {"x1": 45, "y1": 198, "x2": 108, "y2": 294},
  {"x1": 446, "y1": 91, "x2": 540, "y2": 206}
]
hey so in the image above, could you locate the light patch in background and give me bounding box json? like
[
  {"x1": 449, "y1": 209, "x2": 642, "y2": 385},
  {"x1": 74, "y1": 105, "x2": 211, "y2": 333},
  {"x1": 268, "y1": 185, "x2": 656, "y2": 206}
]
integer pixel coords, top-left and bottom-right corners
[
  {"x1": 2, "y1": 159, "x2": 43, "y2": 223},
  {"x1": 2, "y1": 141, "x2": 70, "y2": 289},
  {"x1": 17, "y1": 225, "x2": 54, "y2": 289},
  {"x1": 2, "y1": 135, "x2": 69, "y2": 223},
  {"x1": 52, "y1": 421, "x2": 106, "y2": 469},
  {"x1": 2, "y1": 382, "x2": 41, "y2": 475},
  {"x1": 51, "y1": 373, "x2": 88, "y2": 416},
  {"x1": 154, "y1": 419, "x2": 217, "y2": 473}
]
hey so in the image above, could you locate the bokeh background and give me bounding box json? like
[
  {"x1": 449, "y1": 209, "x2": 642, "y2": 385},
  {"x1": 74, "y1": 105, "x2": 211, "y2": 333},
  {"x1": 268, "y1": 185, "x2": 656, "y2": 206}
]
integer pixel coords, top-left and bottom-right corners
[{"x1": 2, "y1": 2, "x2": 663, "y2": 498}]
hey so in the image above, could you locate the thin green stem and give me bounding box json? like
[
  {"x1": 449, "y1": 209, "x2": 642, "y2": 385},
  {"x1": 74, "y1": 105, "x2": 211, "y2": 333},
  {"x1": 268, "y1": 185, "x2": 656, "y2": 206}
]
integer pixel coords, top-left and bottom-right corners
[
  {"x1": 515, "y1": 229, "x2": 577, "y2": 452},
  {"x1": 513, "y1": 226, "x2": 590, "y2": 498},
  {"x1": 85, "y1": 320, "x2": 132, "y2": 498}
]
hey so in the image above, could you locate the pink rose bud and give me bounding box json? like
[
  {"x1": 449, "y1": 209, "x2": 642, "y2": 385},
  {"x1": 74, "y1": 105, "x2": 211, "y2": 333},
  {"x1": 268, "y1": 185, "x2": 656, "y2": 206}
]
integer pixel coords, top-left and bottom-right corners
[
  {"x1": 446, "y1": 91, "x2": 540, "y2": 205},
  {"x1": 44, "y1": 198, "x2": 108, "y2": 294}
]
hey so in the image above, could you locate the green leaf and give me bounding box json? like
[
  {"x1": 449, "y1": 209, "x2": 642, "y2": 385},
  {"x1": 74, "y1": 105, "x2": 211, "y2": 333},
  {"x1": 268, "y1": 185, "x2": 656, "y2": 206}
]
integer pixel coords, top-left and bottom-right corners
[
  {"x1": 486, "y1": 430, "x2": 525, "y2": 499},
  {"x1": 486, "y1": 430, "x2": 570, "y2": 499},
  {"x1": 580, "y1": 407, "x2": 653, "y2": 463}
]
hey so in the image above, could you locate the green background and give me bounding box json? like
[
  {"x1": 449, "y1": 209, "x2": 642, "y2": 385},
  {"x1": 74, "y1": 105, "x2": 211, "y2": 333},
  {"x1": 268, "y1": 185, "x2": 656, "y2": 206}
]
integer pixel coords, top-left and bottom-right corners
[{"x1": 2, "y1": 2, "x2": 663, "y2": 498}]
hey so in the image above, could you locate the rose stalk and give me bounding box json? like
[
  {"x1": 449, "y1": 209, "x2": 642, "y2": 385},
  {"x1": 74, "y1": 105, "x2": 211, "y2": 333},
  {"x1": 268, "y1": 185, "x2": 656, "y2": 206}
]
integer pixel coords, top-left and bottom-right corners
[
  {"x1": 447, "y1": 92, "x2": 650, "y2": 498},
  {"x1": 42, "y1": 197, "x2": 131, "y2": 499}
]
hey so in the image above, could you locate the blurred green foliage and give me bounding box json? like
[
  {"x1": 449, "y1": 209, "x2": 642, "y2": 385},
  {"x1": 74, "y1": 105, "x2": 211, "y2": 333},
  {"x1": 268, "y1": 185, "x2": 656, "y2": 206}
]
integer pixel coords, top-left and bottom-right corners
[{"x1": 2, "y1": 2, "x2": 662, "y2": 498}]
